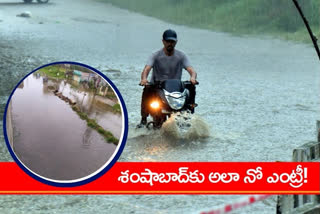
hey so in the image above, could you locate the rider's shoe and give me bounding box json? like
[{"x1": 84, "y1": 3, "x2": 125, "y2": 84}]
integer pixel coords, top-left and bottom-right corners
[
  {"x1": 188, "y1": 103, "x2": 198, "y2": 114},
  {"x1": 136, "y1": 117, "x2": 147, "y2": 128}
]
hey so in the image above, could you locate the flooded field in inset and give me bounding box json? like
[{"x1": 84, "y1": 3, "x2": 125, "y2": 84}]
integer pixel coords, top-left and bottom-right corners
[{"x1": 8, "y1": 65, "x2": 123, "y2": 181}]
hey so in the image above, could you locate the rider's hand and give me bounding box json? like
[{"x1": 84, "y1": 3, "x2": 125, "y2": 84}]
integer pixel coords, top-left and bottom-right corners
[
  {"x1": 140, "y1": 79, "x2": 148, "y2": 86},
  {"x1": 190, "y1": 77, "x2": 198, "y2": 85}
]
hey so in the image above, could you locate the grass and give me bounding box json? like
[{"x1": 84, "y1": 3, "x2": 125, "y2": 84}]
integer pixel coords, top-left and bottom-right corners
[
  {"x1": 87, "y1": 119, "x2": 98, "y2": 129},
  {"x1": 100, "y1": 0, "x2": 320, "y2": 43},
  {"x1": 72, "y1": 105, "x2": 119, "y2": 145},
  {"x1": 39, "y1": 65, "x2": 66, "y2": 79},
  {"x1": 77, "y1": 111, "x2": 89, "y2": 120},
  {"x1": 112, "y1": 103, "x2": 121, "y2": 113}
]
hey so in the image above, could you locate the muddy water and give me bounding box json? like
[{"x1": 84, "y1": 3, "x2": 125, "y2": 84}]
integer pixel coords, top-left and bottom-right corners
[
  {"x1": 11, "y1": 73, "x2": 118, "y2": 180},
  {"x1": 0, "y1": 0, "x2": 319, "y2": 213}
]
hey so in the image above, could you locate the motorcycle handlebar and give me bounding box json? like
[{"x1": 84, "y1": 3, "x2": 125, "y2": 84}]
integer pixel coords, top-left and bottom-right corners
[
  {"x1": 184, "y1": 80, "x2": 199, "y2": 85},
  {"x1": 139, "y1": 80, "x2": 199, "y2": 86},
  {"x1": 138, "y1": 82, "x2": 152, "y2": 86}
]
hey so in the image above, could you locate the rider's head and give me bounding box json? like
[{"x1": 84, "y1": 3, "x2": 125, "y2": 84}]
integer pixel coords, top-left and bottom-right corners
[{"x1": 162, "y1": 29, "x2": 177, "y2": 54}]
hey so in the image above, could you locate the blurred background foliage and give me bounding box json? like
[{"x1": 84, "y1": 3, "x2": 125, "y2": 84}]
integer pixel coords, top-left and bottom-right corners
[{"x1": 102, "y1": 0, "x2": 320, "y2": 42}]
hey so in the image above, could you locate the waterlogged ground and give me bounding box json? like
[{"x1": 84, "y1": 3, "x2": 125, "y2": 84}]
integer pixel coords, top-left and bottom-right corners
[
  {"x1": 10, "y1": 73, "x2": 119, "y2": 180},
  {"x1": 0, "y1": 0, "x2": 319, "y2": 213}
]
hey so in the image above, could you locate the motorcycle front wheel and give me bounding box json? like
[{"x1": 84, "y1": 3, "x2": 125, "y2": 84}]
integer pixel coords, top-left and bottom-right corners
[
  {"x1": 150, "y1": 114, "x2": 167, "y2": 129},
  {"x1": 36, "y1": 0, "x2": 49, "y2": 3},
  {"x1": 23, "y1": 0, "x2": 33, "y2": 3}
]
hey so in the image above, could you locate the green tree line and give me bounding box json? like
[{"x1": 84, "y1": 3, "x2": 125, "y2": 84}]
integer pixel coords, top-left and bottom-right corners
[{"x1": 101, "y1": 0, "x2": 319, "y2": 42}]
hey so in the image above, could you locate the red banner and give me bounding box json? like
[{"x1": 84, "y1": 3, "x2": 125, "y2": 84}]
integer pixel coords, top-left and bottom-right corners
[{"x1": 0, "y1": 162, "x2": 318, "y2": 194}]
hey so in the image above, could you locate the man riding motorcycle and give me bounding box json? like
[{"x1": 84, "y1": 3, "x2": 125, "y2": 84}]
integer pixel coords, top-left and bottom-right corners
[{"x1": 137, "y1": 29, "x2": 198, "y2": 128}]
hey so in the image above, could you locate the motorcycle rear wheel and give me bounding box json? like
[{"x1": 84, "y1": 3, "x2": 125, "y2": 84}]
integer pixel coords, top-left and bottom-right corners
[
  {"x1": 23, "y1": 0, "x2": 33, "y2": 3},
  {"x1": 36, "y1": 0, "x2": 49, "y2": 3}
]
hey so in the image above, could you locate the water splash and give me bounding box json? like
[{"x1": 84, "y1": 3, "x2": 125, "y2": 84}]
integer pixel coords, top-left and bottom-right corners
[
  {"x1": 161, "y1": 112, "x2": 210, "y2": 140},
  {"x1": 128, "y1": 126, "x2": 157, "y2": 139}
]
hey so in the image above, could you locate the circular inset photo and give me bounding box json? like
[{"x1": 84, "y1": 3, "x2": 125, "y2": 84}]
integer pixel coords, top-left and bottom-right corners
[{"x1": 4, "y1": 62, "x2": 128, "y2": 186}]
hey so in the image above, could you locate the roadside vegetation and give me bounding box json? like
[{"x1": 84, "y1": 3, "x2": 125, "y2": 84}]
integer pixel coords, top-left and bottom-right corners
[
  {"x1": 39, "y1": 65, "x2": 120, "y2": 145},
  {"x1": 112, "y1": 103, "x2": 121, "y2": 113},
  {"x1": 72, "y1": 106, "x2": 119, "y2": 145},
  {"x1": 39, "y1": 65, "x2": 66, "y2": 79},
  {"x1": 101, "y1": 0, "x2": 319, "y2": 43}
]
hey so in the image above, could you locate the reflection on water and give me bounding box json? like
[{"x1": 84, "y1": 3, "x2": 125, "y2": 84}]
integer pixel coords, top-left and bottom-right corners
[{"x1": 11, "y1": 73, "x2": 121, "y2": 180}]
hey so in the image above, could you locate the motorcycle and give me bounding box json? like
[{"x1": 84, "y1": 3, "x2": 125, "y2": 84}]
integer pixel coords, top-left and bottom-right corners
[
  {"x1": 141, "y1": 79, "x2": 198, "y2": 129},
  {"x1": 23, "y1": 0, "x2": 49, "y2": 3}
]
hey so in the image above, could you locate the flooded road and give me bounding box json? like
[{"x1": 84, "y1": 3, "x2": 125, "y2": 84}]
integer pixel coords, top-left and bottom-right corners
[
  {"x1": 0, "y1": 0, "x2": 319, "y2": 213},
  {"x1": 11, "y1": 73, "x2": 118, "y2": 180}
]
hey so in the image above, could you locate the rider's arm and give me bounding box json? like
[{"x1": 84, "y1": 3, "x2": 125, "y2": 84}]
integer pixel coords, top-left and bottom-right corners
[
  {"x1": 140, "y1": 65, "x2": 152, "y2": 85},
  {"x1": 186, "y1": 66, "x2": 197, "y2": 85}
]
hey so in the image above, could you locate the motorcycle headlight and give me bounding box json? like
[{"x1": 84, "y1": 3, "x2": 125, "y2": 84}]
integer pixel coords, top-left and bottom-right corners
[
  {"x1": 164, "y1": 89, "x2": 187, "y2": 110},
  {"x1": 166, "y1": 96, "x2": 185, "y2": 110},
  {"x1": 150, "y1": 100, "x2": 160, "y2": 109}
]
